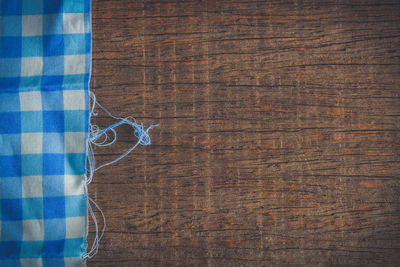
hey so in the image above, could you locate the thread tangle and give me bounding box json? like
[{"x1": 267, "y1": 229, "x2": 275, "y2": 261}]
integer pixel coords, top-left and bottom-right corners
[{"x1": 83, "y1": 92, "x2": 157, "y2": 258}]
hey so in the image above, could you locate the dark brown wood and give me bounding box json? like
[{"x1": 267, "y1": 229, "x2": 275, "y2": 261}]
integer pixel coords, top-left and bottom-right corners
[{"x1": 89, "y1": 0, "x2": 400, "y2": 265}]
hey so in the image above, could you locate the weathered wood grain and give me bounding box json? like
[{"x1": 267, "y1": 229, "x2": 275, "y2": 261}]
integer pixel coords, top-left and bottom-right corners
[{"x1": 89, "y1": 0, "x2": 400, "y2": 265}]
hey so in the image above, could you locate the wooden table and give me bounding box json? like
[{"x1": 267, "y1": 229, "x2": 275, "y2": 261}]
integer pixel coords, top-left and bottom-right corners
[{"x1": 89, "y1": 0, "x2": 400, "y2": 265}]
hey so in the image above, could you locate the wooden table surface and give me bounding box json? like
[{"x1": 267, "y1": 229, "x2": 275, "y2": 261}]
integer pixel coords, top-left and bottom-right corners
[{"x1": 89, "y1": 0, "x2": 400, "y2": 265}]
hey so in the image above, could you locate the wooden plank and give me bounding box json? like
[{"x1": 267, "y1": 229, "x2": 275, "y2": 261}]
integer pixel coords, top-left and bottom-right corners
[{"x1": 89, "y1": 0, "x2": 400, "y2": 265}]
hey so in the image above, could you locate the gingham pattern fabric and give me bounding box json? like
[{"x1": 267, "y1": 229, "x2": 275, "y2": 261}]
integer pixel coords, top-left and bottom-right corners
[{"x1": 0, "y1": 0, "x2": 90, "y2": 266}]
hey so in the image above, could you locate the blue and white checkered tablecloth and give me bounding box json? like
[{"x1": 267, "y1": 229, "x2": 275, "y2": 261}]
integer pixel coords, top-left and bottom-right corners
[{"x1": 0, "y1": 0, "x2": 91, "y2": 266}]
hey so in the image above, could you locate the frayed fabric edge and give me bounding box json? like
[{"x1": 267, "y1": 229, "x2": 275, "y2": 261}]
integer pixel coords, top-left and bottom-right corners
[
  {"x1": 82, "y1": 91, "x2": 157, "y2": 261},
  {"x1": 82, "y1": 1, "x2": 157, "y2": 262}
]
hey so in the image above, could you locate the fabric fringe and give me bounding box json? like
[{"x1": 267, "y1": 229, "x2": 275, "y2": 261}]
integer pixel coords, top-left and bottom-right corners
[{"x1": 83, "y1": 91, "x2": 157, "y2": 259}]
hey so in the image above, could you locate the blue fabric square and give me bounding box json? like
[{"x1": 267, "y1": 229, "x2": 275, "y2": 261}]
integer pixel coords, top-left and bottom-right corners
[
  {"x1": 0, "y1": 155, "x2": 21, "y2": 178},
  {"x1": 21, "y1": 111, "x2": 43, "y2": 133},
  {"x1": 43, "y1": 240, "x2": 64, "y2": 260},
  {"x1": 44, "y1": 218, "x2": 66, "y2": 240},
  {"x1": 43, "y1": 175, "x2": 64, "y2": 196},
  {"x1": 0, "y1": 259, "x2": 20, "y2": 266},
  {"x1": 63, "y1": 0, "x2": 84, "y2": 13},
  {"x1": 21, "y1": 241, "x2": 43, "y2": 258},
  {"x1": 43, "y1": 111, "x2": 64, "y2": 132},
  {"x1": 43, "y1": 257, "x2": 65, "y2": 266},
  {"x1": 0, "y1": 112, "x2": 21, "y2": 133},
  {"x1": 19, "y1": 76, "x2": 41, "y2": 90},
  {"x1": 84, "y1": 13, "x2": 90, "y2": 33},
  {"x1": 65, "y1": 195, "x2": 85, "y2": 217},
  {"x1": 0, "y1": 58, "x2": 21, "y2": 78},
  {"x1": 64, "y1": 238, "x2": 85, "y2": 257},
  {"x1": 43, "y1": 153, "x2": 64, "y2": 175},
  {"x1": 43, "y1": 0, "x2": 63, "y2": 14},
  {"x1": 22, "y1": 198, "x2": 44, "y2": 219},
  {"x1": 20, "y1": 241, "x2": 43, "y2": 258},
  {"x1": 84, "y1": 73, "x2": 90, "y2": 89},
  {"x1": 21, "y1": 154, "x2": 42, "y2": 176},
  {"x1": 41, "y1": 75, "x2": 63, "y2": 90},
  {"x1": 85, "y1": 33, "x2": 91, "y2": 53},
  {"x1": 41, "y1": 89, "x2": 63, "y2": 110},
  {"x1": 43, "y1": 14, "x2": 63, "y2": 35},
  {"x1": 43, "y1": 56, "x2": 64, "y2": 76},
  {"x1": 84, "y1": 0, "x2": 90, "y2": 13},
  {"x1": 64, "y1": 110, "x2": 86, "y2": 132},
  {"x1": 65, "y1": 153, "x2": 85, "y2": 175},
  {"x1": 21, "y1": 36, "x2": 42, "y2": 57},
  {"x1": 43, "y1": 197, "x2": 65, "y2": 219},
  {"x1": 0, "y1": 77, "x2": 20, "y2": 91},
  {"x1": 1, "y1": 199, "x2": 22, "y2": 220},
  {"x1": 0, "y1": 177, "x2": 22, "y2": 199},
  {"x1": 0, "y1": 36, "x2": 21, "y2": 58},
  {"x1": 64, "y1": 34, "x2": 85, "y2": 55},
  {"x1": 44, "y1": 35, "x2": 64, "y2": 56},
  {"x1": 1, "y1": 221, "x2": 23, "y2": 241},
  {"x1": 0, "y1": 93, "x2": 20, "y2": 112},
  {"x1": 43, "y1": 133, "x2": 64, "y2": 153},
  {"x1": 22, "y1": 0, "x2": 43, "y2": 15},
  {"x1": 0, "y1": 134, "x2": 21, "y2": 156},
  {"x1": 1, "y1": 1, "x2": 22, "y2": 15},
  {"x1": 0, "y1": 242, "x2": 21, "y2": 259},
  {"x1": 63, "y1": 75, "x2": 85, "y2": 89},
  {"x1": 2, "y1": 16, "x2": 22, "y2": 36}
]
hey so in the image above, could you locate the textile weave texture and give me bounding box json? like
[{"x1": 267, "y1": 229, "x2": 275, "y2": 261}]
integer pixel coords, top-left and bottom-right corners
[{"x1": 0, "y1": 0, "x2": 91, "y2": 266}]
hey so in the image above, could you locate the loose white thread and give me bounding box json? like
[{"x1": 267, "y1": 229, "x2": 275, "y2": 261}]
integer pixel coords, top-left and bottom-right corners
[{"x1": 83, "y1": 91, "x2": 157, "y2": 259}]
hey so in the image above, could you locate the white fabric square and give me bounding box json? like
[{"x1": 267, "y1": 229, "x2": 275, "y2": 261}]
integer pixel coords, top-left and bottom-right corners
[
  {"x1": 22, "y1": 176, "x2": 43, "y2": 197},
  {"x1": 66, "y1": 216, "x2": 86, "y2": 238},
  {"x1": 63, "y1": 90, "x2": 85, "y2": 110},
  {"x1": 21, "y1": 133, "x2": 43, "y2": 154},
  {"x1": 23, "y1": 219, "x2": 44, "y2": 241},
  {"x1": 63, "y1": 13, "x2": 84, "y2": 34},
  {"x1": 64, "y1": 257, "x2": 84, "y2": 267},
  {"x1": 21, "y1": 57, "x2": 43, "y2": 77},
  {"x1": 22, "y1": 15, "x2": 43, "y2": 36},
  {"x1": 21, "y1": 258, "x2": 43, "y2": 267},
  {"x1": 64, "y1": 175, "x2": 85, "y2": 196},
  {"x1": 64, "y1": 132, "x2": 85, "y2": 153},
  {"x1": 19, "y1": 91, "x2": 42, "y2": 111},
  {"x1": 64, "y1": 55, "x2": 85, "y2": 75}
]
